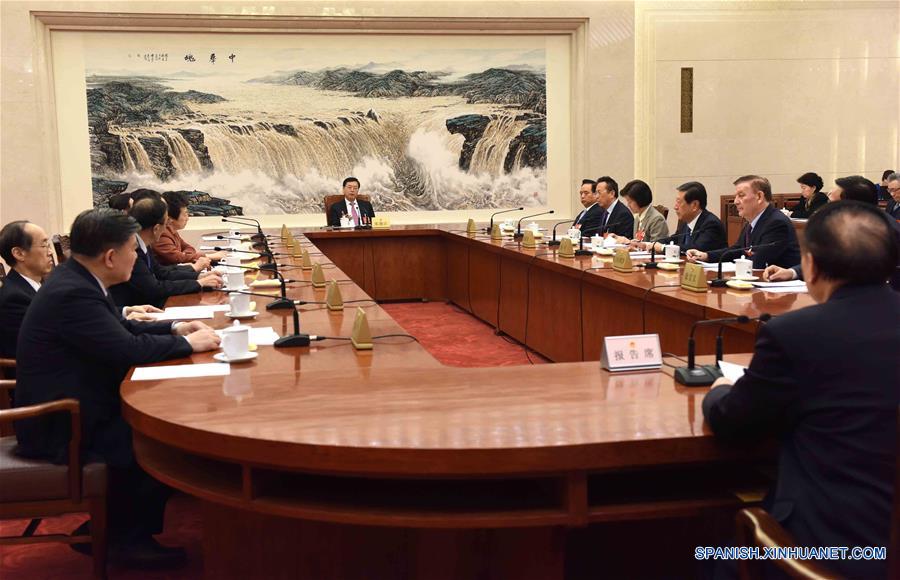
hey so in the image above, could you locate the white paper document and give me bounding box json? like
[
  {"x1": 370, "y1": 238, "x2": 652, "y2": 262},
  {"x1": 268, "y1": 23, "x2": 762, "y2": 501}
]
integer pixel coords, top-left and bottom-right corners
[
  {"x1": 132, "y1": 363, "x2": 230, "y2": 381},
  {"x1": 148, "y1": 305, "x2": 230, "y2": 321},
  {"x1": 718, "y1": 360, "x2": 747, "y2": 383},
  {"x1": 751, "y1": 280, "x2": 808, "y2": 293},
  {"x1": 215, "y1": 326, "x2": 280, "y2": 346},
  {"x1": 698, "y1": 261, "x2": 737, "y2": 272}
]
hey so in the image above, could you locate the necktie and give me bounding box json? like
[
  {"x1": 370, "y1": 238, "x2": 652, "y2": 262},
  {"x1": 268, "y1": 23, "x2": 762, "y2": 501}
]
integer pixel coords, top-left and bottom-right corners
[
  {"x1": 743, "y1": 225, "x2": 752, "y2": 247},
  {"x1": 600, "y1": 210, "x2": 608, "y2": 231},
  {"x1": 575, "y1": 210, "x2": 585, "y2": 225},
  {"x1": 350, "y1": 203, "x2": 360, "y2": 226},
  {"x1": 685, "y1": 226, "x2": 692, "y2": 243}
]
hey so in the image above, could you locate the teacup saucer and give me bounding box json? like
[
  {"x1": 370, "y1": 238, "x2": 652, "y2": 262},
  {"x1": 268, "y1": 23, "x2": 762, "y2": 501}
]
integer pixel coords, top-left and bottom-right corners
[
  {"x1": 226, "y1": 310, "x2": 258, "y2": 319},
  {"x1": 214, "y1": 351, "x2": 258, "y2": 363},
  {"x1": 731, "y1": 275, "x2": 759, "y2": 281},
  {"x1": 222, "y1": 285, "x2": 249, "y2": 292},
  {"x1": 662, "y1": 258, "x2": 683, "y2": 263},
  {"x1": 726, "y1": 279, "x2": 754, "y2": 290}
]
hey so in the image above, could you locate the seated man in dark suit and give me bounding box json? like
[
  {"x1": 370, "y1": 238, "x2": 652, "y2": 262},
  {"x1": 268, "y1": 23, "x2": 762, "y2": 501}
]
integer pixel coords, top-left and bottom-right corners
[
  {"x1": 14, "y1": 209, "x2": 221, "y2": 568},
  {"x1": 0, "y1": 221, "x2": 54, "y2": 364},
  {"x1": 886, "y1": 171, "x2": 900, "y2": 220},
  {"x1": 764, "y1": 175, "x2": 900, "y2": 287},
  {"x1": 703, "y1": 201, "x2": 899, "y2": 579},
  {"x1": 687, "y1": 175, "x2": 801, "y2": 268},
  {"x1": 327, "y1": 176, "x2": 376, "y2": 227},
  {"x1": 641, "y1": 181, "x2": 726, "y2": 254},
  {"x1": 572, "y1": 179, "x2": 604, "y2": 237},
  {"x1": 594, "y1": 175, "x2": 634, "y2": 238},
  {"x1": 109, "y1": 197, "x2": 222, "y2": 308}
]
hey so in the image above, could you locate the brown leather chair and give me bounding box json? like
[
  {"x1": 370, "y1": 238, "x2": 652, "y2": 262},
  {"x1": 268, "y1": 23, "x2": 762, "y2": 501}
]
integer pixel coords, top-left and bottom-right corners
[
  {"x1": 52, "y1": 234, "x2": 71, "y2": 264},
  {"x1": 735, "y1": 406, "x2": 900, "y2": 580},
  {"x1": 654, "y1": 204, "x2": 669, "y2": 220},
  {"x1": 324, "y1": 194, "x2": 371, "y2": 226},
  {"x1": 0, "y1": 394, "x2": 108, "y2": 578},
  {"x1": 0, "y1": 359, "x2": 15, "y2": 435}
]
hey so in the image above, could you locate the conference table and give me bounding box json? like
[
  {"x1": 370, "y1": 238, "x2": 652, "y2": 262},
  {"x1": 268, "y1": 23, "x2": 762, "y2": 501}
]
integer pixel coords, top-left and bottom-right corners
[{"x1": 120, "y1": 224, "x2": 795, "y2": 579}]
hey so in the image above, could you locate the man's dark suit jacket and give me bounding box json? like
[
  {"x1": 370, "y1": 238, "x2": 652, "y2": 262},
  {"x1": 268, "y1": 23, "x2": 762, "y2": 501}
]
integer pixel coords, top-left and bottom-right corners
[
  {"x1": 0, "y1": 269, "x2": 37, "y2": 362},
  {"x1": 573, "y1": 204, "x2": 604, "y2": 237},
  {"x1": 600, "y1": 199, "x2": 635, "y2": 238},
  {"x1": 672, "y1": 209, "x2": 727, "y2": 253},
  {"x1": 887, "y1": 200, "x2": 900, "y2": 220},
  {"x1": 109, "y1": 242, "x2": 200, "y2": 309},
  {"x1": 327, "y1": 198, "x2": 376, "y2": 227},
  {"x1": 703, "y1": 284, "x2": 900, "y2": 579},
  {"x1": 14, "y1": 259, "x2": 192, "y2": 466},
  {"x1": 707, "y1": 204, "x2": 801, "y2": 268}
]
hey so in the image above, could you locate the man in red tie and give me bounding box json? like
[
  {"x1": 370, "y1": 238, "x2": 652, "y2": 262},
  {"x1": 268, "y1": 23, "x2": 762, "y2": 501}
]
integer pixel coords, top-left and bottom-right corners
[
  {"x1": 328, "y1": 177, "x2": 376, "y2": 227},
  {"x1": 686, "y1": 175, "x2": 800, "y2": 269}
]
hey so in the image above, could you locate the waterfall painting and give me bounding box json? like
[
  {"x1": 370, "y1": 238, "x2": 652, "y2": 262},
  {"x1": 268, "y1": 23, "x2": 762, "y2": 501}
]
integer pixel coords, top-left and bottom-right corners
[{"x1": 85, "y1": 40, "x2": 548, "y2": 216}]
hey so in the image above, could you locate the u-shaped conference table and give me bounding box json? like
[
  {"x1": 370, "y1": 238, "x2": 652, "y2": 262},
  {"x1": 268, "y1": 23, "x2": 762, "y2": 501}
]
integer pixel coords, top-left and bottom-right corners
[{"x1": 121, "y1": 225, "x2": 801, "y2": 578}]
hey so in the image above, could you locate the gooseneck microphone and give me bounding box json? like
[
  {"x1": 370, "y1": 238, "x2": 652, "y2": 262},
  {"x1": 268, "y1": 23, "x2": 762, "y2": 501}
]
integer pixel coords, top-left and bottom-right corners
[
  {"x1": 643, "y1": 232, "x2": 683, "y2": 269},
  {"x1": 222, "y1": 216, "x2": 266, "y2": 243},
  {"x1": 216, "y1": 263, "x2": 295, "y2": 310},
  {"x1": 514, "y1": 210, "x2": 555, "y2": 241},
  {"x1": 548, "y1": 219, "x2": 575, "y2": 247},
  {"x1": 709, "y1": 242, "x2": 777, "y2": 287},
  {"x1": 274, "y1": 302, "x2": 316, "y2": 348},
  {"x1": 214, "y1": 241, "x2": 279, "y2": 273},
  {"x1": 714, "y1": 313, "x2": 771, "y2": 363},
  {"x1": 674, "y1": 315, "x2": 751, "y2": 386},
  {"x1": 485, "y1": 207, "x2": 525, "y2": 234}
]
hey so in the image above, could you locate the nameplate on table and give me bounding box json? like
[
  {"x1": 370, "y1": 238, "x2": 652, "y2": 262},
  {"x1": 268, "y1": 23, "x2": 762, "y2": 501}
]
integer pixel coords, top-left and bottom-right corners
[
  {"x1": 680, "y1": 262, "x2": 708, "y2": 292},
  {"x1": 612, "y1": 248, "x2": 634, "y2": 273},
  {"x1": 600, "y1": 334, "x2": 662, "y2": 372},
  {"x1": 371, "y1": 216, "x2": 391, "y2": 229}
]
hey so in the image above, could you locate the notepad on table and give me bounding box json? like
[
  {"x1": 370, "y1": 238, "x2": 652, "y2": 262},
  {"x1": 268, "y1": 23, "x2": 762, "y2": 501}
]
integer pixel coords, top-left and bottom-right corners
[{"x1": 132, "y1": 363, "x2": 230, "y2": 381}]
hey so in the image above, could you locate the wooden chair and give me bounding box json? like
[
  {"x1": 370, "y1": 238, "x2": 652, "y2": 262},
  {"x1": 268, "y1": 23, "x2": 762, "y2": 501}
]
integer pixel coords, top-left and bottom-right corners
[
  {"x1": 654, "y1": 204, "x2": 669, "y2": 220},
  {"x1": 0, "y1": 359, "x2": 15, "y2": 436},
  {"x1": 52, "y1": 234, "x2": 71, "y2": 264},
  {"x1": 323, "y1": 194, "x2": 371, "y2": 226},
  {"x1": 0, "y1": 395, "x2": 108, "y2": 578},
  {"x1": 735, "y1": 407, "x2": 900, "y2": 580}
]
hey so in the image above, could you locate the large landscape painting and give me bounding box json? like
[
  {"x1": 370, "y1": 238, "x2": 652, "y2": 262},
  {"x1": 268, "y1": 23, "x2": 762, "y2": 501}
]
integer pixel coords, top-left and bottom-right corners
[{"x1": 85, "y1": 42, "x2": 547, "y2": 216}]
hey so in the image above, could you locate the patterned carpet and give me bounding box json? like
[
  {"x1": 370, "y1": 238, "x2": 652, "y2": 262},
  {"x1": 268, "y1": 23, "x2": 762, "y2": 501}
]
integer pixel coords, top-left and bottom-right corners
[{"x1": 0, "y1": 301, "x2": 544, "y2": 579}]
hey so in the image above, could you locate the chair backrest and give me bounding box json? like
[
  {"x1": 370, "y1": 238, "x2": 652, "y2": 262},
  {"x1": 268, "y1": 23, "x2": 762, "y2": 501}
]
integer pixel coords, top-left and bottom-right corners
[
  {"x1": 324, "y1": 195, "x2": 371, "y2": 225},
  {"x1": 52, "y1": 234, "x2": 71, "y2": 264},
  {"x1": 654, "y1": 204, "x2": 669, "y2": 220},
  {"x1": 0, "y1": 262, "x2": 5, "y2": 281}
]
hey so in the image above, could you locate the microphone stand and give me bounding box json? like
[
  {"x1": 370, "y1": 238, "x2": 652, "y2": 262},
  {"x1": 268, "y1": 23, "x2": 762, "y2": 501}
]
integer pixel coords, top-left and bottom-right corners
[
  {"x1": 675, "y1": 315, "x2": 750, "y2": 386},
  {"x1": 709, "y1": 242, "x2": 776, "y2": 287},
  {"x1": 715, "y1": 313, "x2": 771, "y2": 363},
  {"x1": 548, "y1": 219, "x2": 575, "y2": 247},
  {"x1": 513, "y1": 210, "x2": 555, "y2": 241},
  {"x1": 575, "y1": 233, "x2": 592, "y2": 256},
  {"x1": 222, "y1": 216, "x2": 265, "y2": 243},
  {"x1": 215, "y1": 263, "x2": 295, "y2": 310},
  {"x1": 215, "y1": 238, "x2": 278, "y2": 272},
  {"x1": 274, "y1": 302, "x2": 314, "y2": 348},
  {"x1": 484, "y1": 207, "x2": 525, "y2": 234},
  {"x1": 643, "y1": 233, "x2": 682, "y2": 270}
]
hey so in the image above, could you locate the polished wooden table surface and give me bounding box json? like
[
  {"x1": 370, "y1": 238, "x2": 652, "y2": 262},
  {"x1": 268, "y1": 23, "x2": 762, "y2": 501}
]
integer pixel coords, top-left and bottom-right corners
[{"x1": 122, "y1": 226, "x2": 779, "y2": 579}]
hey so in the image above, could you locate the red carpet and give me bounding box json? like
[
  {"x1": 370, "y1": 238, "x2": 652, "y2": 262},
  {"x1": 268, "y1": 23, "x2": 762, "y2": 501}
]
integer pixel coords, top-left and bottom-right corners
[
  {"x1": 0, "y1": 302, "x2": 544, "y2": 578},
  {"x1": 380, "y1": 301, "x2": 549, "y2": 367}
]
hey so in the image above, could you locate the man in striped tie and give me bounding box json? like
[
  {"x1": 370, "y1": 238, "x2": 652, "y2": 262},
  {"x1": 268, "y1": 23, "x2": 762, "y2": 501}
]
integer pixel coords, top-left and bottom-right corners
[{"x1": 328, "y1": 177, "x2": 376, "y2": 227}]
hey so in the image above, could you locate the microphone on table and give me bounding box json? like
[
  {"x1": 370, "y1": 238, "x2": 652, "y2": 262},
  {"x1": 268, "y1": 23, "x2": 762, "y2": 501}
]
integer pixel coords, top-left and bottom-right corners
[
  {"x1": 674, "y1": 315, "x2": 754, "y2": 386},
  {"x1": 547, "y1": 219, "x2": 575, "y2": 247},
  {"x1": 642, "y1": 232, "x2": 684, "y2": 269},
  {"x1": 214, "y1": 263, "x2": 295, "y2": 310},
  {"x1": 513, "y1": 210, "x2": 555, "y2": 241},
  {"x1": 214, "y1": 239, "x2": 281, "y2": 272},
  {"x1": 582, "y1": 220, "x2": 629, "y2": 256},
  {"x1": 715, "y1": 313, "x2": 771, "y2": 363},
  {"x1": 708, "y1": 242, "x2": 777, "y2": 287},
  {"x1": 222, "y1": 217, "x2": 265, "y2": 243},
  {"x1": 485, "y1": 207, "x2": 524, "y2": 234}
]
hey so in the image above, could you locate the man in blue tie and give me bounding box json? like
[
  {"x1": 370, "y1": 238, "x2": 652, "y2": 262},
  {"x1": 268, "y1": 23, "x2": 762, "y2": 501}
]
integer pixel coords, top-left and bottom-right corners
[{"x1": 642, "y1": 181, "x2": 726, "y2": 254}]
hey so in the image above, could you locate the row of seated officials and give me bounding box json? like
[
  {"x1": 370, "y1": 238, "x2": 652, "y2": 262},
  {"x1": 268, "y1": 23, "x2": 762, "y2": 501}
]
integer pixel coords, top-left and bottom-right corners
[{"x1": 0, "y1": 175, "x2": 898, "y2": 576}]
